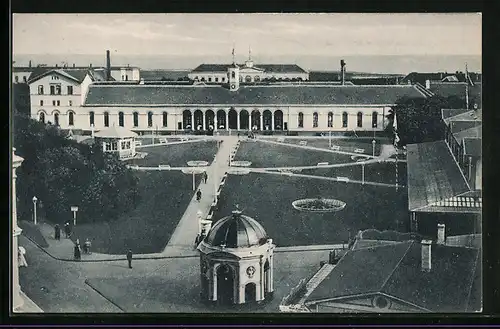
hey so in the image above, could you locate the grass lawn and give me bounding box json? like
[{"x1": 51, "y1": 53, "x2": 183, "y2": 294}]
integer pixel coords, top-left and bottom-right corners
[
  {"x1": 280, "y1": 138, "x2": 387, "y2": 156},
  {"x1": 235, "y1": 141, "x2": 354, "y2": 168},
  {"x1": 136, "y1": 136, "x2": 204, "y2": 146},
  {"x1": 19, "y1": 220, "x2": 49, "y2": 248},
  {"x1": 128, "y1": 141, "x2": 218, "y2": 167},
  {"x1": 213, "y1": 173, "x2": 409, "y2": 247},
  {"x1": 70, "y1": 171, "x2": 200, "y2": 254}
]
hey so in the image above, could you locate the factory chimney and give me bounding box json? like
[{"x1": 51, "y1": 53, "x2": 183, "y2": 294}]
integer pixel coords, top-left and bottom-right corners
[
  {"x1": 29, "y1": 60, "x2": 32, "y2": 68},
  {"x1": 421, "y1": 240, "x2": 432, "y2": 272},
  {"x1": 340, "y1": 59, "x2": 346, "y2": 85},
  {"x1": 106, "y1": 50, "x2": 111, "y2": 81}
]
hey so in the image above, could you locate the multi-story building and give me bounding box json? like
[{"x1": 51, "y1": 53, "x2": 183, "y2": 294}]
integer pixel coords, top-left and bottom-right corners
[{"x1": 30, "y1": 60, "x2": 429, "y2": 134}]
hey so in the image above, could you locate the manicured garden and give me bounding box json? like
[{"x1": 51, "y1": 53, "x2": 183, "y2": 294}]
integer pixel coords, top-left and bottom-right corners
[
  {"x1": 234, "y1": 141, "x2": 355, "y2": 168},
  {"x1": 127, "y1": 141, "x2": 218, "y2": 167},
  {"x1": 69, "y1": 170, "x2": 201, "y2": 254},
  {"x1": 280, "y1": 138, "x2": 387, "y2": 156},
  {"x1": 213, "y1": 172, "x2": 409, "y2": 247}
]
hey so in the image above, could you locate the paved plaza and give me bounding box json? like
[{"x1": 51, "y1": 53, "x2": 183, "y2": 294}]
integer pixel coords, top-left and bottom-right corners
[{"x1": 18, "y1": 135, "x2": 406, "y2": 312}]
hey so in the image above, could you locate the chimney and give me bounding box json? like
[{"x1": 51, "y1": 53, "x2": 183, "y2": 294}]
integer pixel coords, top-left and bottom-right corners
[
  {"x1": 73, "y1": 63, "x2": 75, "y2": 68},
  {"x1": 55, "y1": 64, "x2": 58, "y2": 68},
  {"x1": 106, "y1": 50, "x2": 111, "y2": 81},
  {"x1": 425, "y1": 79, "x2": 430, "y2": 89},
  {"x1": 340, "y1": 59, "x2": 346, "y2": 86},
  {"x1": 89, "y1": 63, "x2": 92, "y2": 68},
  {"x1": 421, "y1": 240, "x2": 432, "y2": 272},
  {"x1": 29, "y1": 60, "x2": 32, "y2": 68},
  {"x1": 437, "y1": 224, "x2": 446, "y2": 245}
]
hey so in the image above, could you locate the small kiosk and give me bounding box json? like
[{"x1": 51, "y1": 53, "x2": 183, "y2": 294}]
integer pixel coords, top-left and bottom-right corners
[{"x1": 94, "y1": 126, "x2": 138, "y2": 159}]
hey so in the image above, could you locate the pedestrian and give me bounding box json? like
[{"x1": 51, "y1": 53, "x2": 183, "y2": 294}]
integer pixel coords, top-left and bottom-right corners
[
  {"x1": 83, "y1": 238, "x2": 92, "y2": 254},
  {"x1": 54, "y1": 224, "x2": 61, "y2": 241},
  {"x1": 203, "y1": 171, "x2": 208, "y2": 183},
  {"x1": 18, "y1": 246, "x2": 28, "y2": 267},
  {"x1": 196, "y1": 189, "x2": 202, "y2": 202},
  {"x1": 126, "y1": 249, "x2": 133, "y2": 269},
  {"x1": 74, "y1": 242, "x2": 81, "y2": 260}
]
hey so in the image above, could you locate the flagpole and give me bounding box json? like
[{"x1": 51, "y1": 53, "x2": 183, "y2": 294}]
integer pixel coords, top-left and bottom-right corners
[{"x1": 465, "y1": 63, "x2": 470, "y2": 110}]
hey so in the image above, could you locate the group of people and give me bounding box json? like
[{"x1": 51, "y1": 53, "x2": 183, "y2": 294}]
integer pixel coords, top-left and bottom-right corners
[
  {"x1": 54, "y1": 222, "x2": 73, "y2": 240},
  {"x1": 73, "y1": 238, "x2": 92, "y2": 260}
]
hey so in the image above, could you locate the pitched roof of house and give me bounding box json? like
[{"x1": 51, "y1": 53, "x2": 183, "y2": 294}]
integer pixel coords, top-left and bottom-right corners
[
  {"x1": 442, "y1": 108, "x2": 471, "y2": 121},
  {"x1": 94, "y1": 126, "x2": 138, "y2": 139},
  {"x1": 453, "y1": 126, "x2": 482, "y2": 144},
  {"x1": 83, "y1": 84, "x2": 427, "y2": 106},
  {"x1": 28, "y1": 68, "x2": 91, "y2": 84},
  {"x1": 140, "y1": 70, "x2": 190, "y2": 81},
  {"x1": 429, "y1": 82, "x2": 482, "y2": 108},
  {"x1": 401, "y1": 72, "x2": 482, "y2": 85},
  {"x1": 463, "y1": 138, "x2": 481, "y2": 157},
  {"x1": 406, "y1": 141, "x2": 471, "y2": 212},
  {"x1": 191, "y1": 63, "x2": 307, "y2": 74},
  {"x1": 305, "y1": 240, "x2": 480, "y2": 312}
]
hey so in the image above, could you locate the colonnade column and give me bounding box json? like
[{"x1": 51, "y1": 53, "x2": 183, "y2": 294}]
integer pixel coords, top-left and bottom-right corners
[
  {"x1": 214, "y1": 116, "x2": 218, "y2": 132},
  {"x1": 271, "y1": 112, "x2": 275, "y2": 131},
  {"x1": 202, "y1": 112, "x2": 206, "y2": 131},
  {"x1": 226, "y1": 112, "x2": 229, "y2": 131},
  {"x1": 259, "y1": 112, "x2": 263, "y2": 131},
  {"x1": 237, "y1": 111, "x2": 241, "y2": 131},
  {"x1": 190, "y1": 112, "x2": 194, "y2": 129}
]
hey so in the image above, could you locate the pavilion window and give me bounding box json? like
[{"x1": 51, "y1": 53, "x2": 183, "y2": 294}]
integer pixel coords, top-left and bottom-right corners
[
  {"x1": 89, "y1": 111, "x2": 95, "y2": 126},
  {"x1": 372, "y1": 112, "x2": 378, "y2": 128},
  {"x1": 38, "y1": 85, "x2": 44, "y2": 95},
  {"x1": 54, "y1": 113, "x2": 59, "y2": 126},
  {"x1": 39, "y1": 112, "x2": 45, "y2": 123},
  {"x1": 68, "y1": 112, "x2": 74, "y2": 126},
  {"x1": 40, "y1": 100, "x2": 44, "y2": 106},
  {"x1": 112, "y1": 142, "x2": 118, "y2": 151},
  {"x1": 104, "y1": 112, "x2": 109, "y2": 127},
  {"x1": 162, "y1": 112, "x2": 168, "y2": 127},
  {"x1": 104, "y1": 142, "x2": 112, "y2": 151},
  {"x1": 56, "y1": 85, "x2": 62, "y2": 95},
  {"x1": 67, "y1": 86, "x2": 73, "y2": 95},
  {"x1": 133, "y1": 112, "x2": 139, "y2": 127},
  {"x1": 342, "y1": 112, "x2": 348, "y2": 128},
  {"x1": 118, "y1": 112, "x2": 124, "y2": 127},
  {"x1": 231, "y1": 71, "x2": 236, "y2": 79},
  {"x1": 298, "y1": 112, "x2": 304, "y2": 128},
  {"x1": 148, "y1": 112, "x2": 153, "y2": 127},
  {"x1": 328, "y1": 112, "x2": 334, "y2": 128},
  {"x1": 357, "y1": 112, "x2": 363, "y2": 128},
  {"x1": 313, "y1": 112, "x2": 319, "y2": 128}
]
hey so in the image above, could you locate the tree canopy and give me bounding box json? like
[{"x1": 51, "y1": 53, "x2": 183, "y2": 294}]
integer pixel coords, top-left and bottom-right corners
[{"x1": 13, "y1": 115, "x2": 140, "y2": 225}]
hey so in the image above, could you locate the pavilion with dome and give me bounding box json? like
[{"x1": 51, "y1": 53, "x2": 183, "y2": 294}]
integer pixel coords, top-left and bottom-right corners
[{"x1": 197, "y1": 207, "x2": 275, "y2": 305}]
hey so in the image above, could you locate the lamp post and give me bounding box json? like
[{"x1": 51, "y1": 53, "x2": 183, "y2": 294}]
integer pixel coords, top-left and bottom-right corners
[
  {"x1": 71, "y1": 206, "x2": 79, "y2": 226},
  {"x1": 32, "y1": 196, "x2": 38, "y2": 225},
  {"x1": 372, "y1": 139, "x2": 376, "y2": 157},
  {"x1": 361, "y1": 163, "x2": 365, "y2": 185}
]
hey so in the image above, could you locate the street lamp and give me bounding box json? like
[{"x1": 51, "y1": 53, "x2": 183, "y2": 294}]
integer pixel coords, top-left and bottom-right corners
[
  {"x1": 71, "y1": 206, "x2": 79, "y2": 226},
  {"x1": 372, "y1": 139, "x2": 376, "y2": 157},
  {"x1": 32, "y1": 196, "x2": 38, "y2": 225},
  {"x1": 361, "y1": 162, "x2": 365, "y2": 185}
]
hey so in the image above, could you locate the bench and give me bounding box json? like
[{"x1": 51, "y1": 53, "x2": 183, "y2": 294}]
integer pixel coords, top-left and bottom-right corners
[
  {"x1": 354, "y1": 148, "x2": 365, "y2": 154},
  {"x1": 299, "y1": 141, "x2": 308, "y2": 146},
  {"x1": 158, "y1": 164, "x2": 171, "y2": 169},
  {"x1": 317, "y1": 162, "x2": 329, "y2": 166},
  {"x1": 336, "y1": 177, "x2": 350, "y2": 182},
  {"x1": 330, "y1": 145, "x2": 340, "y2": 151},
  {"x1": 134, "y1": 141, "x2": 142, "y2": 147},
  {"x1": 277, "y1": 137, "x2": 285, "y2": 143},
  {"x1": 159, "y1": 138, "x2": 168, "y2": 144},
  {"x1": 180, "y1": 137, "x2": 189, "y2": 142}
]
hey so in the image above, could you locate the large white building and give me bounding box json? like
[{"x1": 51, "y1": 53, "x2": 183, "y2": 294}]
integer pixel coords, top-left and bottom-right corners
[{"x1": 29, "y1": 60, "x2": 429, "y2": 134}]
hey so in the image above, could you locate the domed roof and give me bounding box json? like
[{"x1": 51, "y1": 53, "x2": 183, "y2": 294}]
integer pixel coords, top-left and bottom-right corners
[{"x1": 204, "y1": 208, "x2": 268, "y2": 248}]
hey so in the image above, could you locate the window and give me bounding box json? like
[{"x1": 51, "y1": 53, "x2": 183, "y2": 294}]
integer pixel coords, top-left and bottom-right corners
[
  {"x1": 15, "y1": 76, "x2": 19, "y2": 83},
  {"x1": 89, "y1": 111, "x2": 95, "y2": 126},
  {"x1": 69, "y1": 100, "x2": 72, "y2": 106},
  {"x1": 215, "y1": 77, "x2": 219, "y2": 82},
  {"x1": 313, "y1": 112, "x2": 319, "y2": 128},
  {"x1": 125, "y1": 75, "x2": 129, "y2": 81},
  {"x1": 122, "y1": 75, "x2": 125, "y2": 81},
  {"x1": 118, "y1": 112, "x2": 124, "y2": 127},
  {"x1": 201, "y1": 77, "x2": 206, "y2": 82},
  {"x1": 222, "y1": 77, "x2": 226, "y2": 82},
  {"x1": 112, "y1": 142, "x2": 118, "y2": 151},
  {"x1": 67, "y1": 86, "x2": 73, "y2": 95},
  {"x1": 162, "y1": 112, "x2": 168, "y2": 127},
  {"x1": 39, "y1": 112, "x2": 45, "y2": 123},
  {"x1": 68, "y1": 112, "x2": 74, "y2": 126},
  {"x1": 40, "y1": 100, "x2": 44, "y2": 106},
  {"x1": 56, "y1": 85, "x2": 61, "y2": 95},
  {"x1": 298, "y1": 112, "x2": 304, "y2": 128},
  {"x1": 38, "y1": 85, "x2": 44, "y2": 95},
  {"x1": 133, "y1": 112, "x2": 139, "y2": 127},
  {"x1": 104, "y1": 112, "x2": 109, "y2": 127},
  {"x1": 23, "y1": 76, "x2": 27, "y2": 82},
  {"x1": 254, "y1": 76, "x2": 260, "y2": 82},
  {"x1": 372, "y1": 111, "x2": 378, "y2": 128},
  {"x1": 54, "y1": 113, "x2": 59, "y2": 126},
  {"x1": 52, "y1": 100, "x2": 56, "y2": 106},
  {"x1": 195, "y1": 76, "x2": 199, "y2": 80},
  {"x1": 147, "y1": 112, "x2": 153, "y2": 127},
  {"x1": 328, "y1": 112, "x2": 334, "y2": 128},
  {"x1": 245, "y1": 76, "x2": 252, "y2": 82},
  {"x1": 208, "y1": 77, "x2": 212, "y2": 82},
  {"x1": 105, "y1": 142, "x2": 112, "y2": 151},
  {"x1": 342, "y1": 112, "x2": 348, "y2": 128},
  {"x1": 56, "y1": 100, "x2": 60, "y2": 106},
  {"x1": 357, "y1": 112, "x2": 363, "y2": 128},
  {"x1": 231, "y1": 71, "x2": 236, "y2": 79}
]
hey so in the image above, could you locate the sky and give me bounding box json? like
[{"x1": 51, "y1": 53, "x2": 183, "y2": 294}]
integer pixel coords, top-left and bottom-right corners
[{"x1": 13, "y1": 13, "x2": 481, "y2": 57}]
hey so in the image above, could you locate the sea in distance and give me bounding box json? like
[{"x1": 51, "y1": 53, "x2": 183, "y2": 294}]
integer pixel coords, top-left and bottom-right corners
[{"x1": 12, "y1": 54, "x2": 482, "y2": 75}]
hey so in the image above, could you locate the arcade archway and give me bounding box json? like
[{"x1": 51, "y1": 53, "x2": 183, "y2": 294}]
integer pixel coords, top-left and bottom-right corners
[{"x1": 216, "y1": 264, "x2": 235, "y2": 305}]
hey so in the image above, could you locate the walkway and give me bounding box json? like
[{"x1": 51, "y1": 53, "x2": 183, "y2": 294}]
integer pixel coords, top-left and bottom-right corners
[{"x1": 164, "y1": 137, "x2": 239, "y2": 252}]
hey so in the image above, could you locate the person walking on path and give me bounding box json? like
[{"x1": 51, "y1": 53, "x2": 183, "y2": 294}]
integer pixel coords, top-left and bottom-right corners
[
  {"x1": 196, "y1": 189, "x2": 202, "y2": 202},
  {"x1": 126, "y1": 249, "x2": 133, "y2": 269},
  {"x1": 203, "y1": 171, "x2": 208, "y2": 183},
  {"x1": 83, "y1": 238, "x2": 92, "y2": 254},
  {"x1": 74, "y1": 241, "x2": 81, "y2": 260},
  {"x1": 64, "y1": 221, "x2": 72, "y2": 238},
  {"x1": 54, "y1": 224, "x2": 61, "y2": 241}
]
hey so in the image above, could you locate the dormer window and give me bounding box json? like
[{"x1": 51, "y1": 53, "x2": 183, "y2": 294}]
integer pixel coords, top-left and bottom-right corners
[{"x1": 231, "y1": 71, "x2": 236, "y2": 79}]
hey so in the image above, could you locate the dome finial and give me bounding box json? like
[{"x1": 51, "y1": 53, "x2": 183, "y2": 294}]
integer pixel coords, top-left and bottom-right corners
[{"x1": 232, "y1": 204, "x2": 242, "y2": 217}]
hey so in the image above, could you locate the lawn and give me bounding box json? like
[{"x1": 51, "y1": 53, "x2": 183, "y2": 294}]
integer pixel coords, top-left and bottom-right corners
[
  {"x1": 234, "y1": 141, "x2": 354, "y2": 168},
  {"x1": 213, "y1": 172, "x2": 409, "y2": 247},
  {"x1": 70, "y1": 170, "x2": 200, "y2": 254},
  {"x1": 127, "y1": 141, "x2": 218, "y2": 167},
  {"x1": 280, "y1": 138, "x2": 387, "y2": 156}
]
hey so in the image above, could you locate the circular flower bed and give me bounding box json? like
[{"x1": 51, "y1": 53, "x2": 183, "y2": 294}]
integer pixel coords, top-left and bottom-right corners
[
  {"x1": 228, "y1": 168, "x2": 251, "y2": 175},
  {"x1": 187, "y1": 160, "x2": 209, "y2": 167},
  {"x1": 351, "y1": 155, "x2": 370, "y2": 162},
  {"x1": 292, "y1": 198, "x2": 346, "y2": 212},
  {"x1": 231, "y1": 161, "x2": 252, "y2": 167}
]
